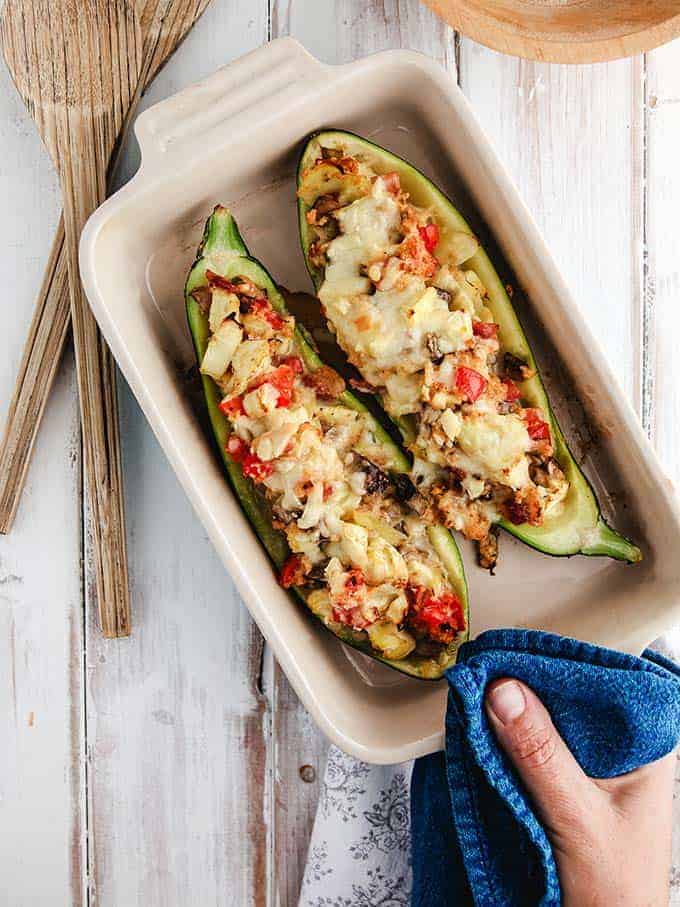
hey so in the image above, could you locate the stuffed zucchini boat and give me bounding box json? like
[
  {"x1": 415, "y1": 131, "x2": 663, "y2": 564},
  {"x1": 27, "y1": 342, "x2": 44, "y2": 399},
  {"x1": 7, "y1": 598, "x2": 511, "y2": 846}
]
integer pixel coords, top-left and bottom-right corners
[
  {"x1": 297, "y1": 131, "x2": 641, "y2": 569},
  {"x1": 186, "y1": 206, "x2": 469, "y2": 679}
]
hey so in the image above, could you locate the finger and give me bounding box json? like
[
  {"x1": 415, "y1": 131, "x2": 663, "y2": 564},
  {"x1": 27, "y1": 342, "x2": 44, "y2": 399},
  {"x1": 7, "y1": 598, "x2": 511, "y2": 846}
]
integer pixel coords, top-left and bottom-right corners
[{"x1": 485, "y1": 678, "x2": 600, "y2": 835}]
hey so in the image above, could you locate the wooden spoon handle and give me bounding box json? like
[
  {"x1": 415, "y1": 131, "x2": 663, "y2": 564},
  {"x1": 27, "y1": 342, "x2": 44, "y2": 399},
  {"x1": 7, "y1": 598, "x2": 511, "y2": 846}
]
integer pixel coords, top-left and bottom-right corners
[
  {"x1": 0, "y1": 219, "x2": 70, "y2": 533},
  {"x1": 60, "y1": 149, "x2": 130, "y2": 638}
]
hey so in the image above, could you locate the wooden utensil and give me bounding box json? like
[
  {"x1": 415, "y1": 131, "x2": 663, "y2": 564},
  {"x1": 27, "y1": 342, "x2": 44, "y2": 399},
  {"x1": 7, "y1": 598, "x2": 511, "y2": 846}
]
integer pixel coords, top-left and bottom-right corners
[
  {"x1": 0, "y1": 0, "x2": 143, "y2": 636},
  {"x1": 0, "y1": 0, "x2": 211, "y2": 544},
  {"x1": 422, "y1": 0, "x2": 680, "y2": 63}
]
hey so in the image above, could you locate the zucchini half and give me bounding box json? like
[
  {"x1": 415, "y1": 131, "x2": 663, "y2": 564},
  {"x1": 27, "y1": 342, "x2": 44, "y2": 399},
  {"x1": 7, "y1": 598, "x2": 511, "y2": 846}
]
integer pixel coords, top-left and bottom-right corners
[
  {"x1": 185, "y1": 206, "x2": 469, "y2": 679},
  {"x1": 297, "y1": 131, "x2": 641, "y2": 564}
]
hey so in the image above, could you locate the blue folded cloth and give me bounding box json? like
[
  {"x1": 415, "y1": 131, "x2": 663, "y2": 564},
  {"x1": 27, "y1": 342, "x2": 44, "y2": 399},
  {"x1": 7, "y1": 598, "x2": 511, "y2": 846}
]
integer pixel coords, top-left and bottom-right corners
[{"x1": 410, "y1": 629, "x2": 680, "y2": 907}]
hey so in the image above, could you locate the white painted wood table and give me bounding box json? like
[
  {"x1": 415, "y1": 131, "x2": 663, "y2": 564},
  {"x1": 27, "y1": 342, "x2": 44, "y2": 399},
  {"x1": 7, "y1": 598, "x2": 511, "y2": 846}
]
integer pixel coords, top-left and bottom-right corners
[{"x1": 1, "y1": 2, "x2": 679, "y2": 904}]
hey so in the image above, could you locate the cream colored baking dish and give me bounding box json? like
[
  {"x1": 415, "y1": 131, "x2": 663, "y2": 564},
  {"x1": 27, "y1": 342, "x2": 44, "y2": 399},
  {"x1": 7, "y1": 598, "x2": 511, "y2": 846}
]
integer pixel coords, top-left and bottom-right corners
[{"x1": 80, "y1": 37, "x2": 680, "y2": 764}]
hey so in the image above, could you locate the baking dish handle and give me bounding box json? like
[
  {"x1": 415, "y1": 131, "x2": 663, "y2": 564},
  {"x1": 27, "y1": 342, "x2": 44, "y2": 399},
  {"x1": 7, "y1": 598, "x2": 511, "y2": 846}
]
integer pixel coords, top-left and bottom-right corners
[{"x1": 134, "y1": 38, "x2": 329, "y2": 166}]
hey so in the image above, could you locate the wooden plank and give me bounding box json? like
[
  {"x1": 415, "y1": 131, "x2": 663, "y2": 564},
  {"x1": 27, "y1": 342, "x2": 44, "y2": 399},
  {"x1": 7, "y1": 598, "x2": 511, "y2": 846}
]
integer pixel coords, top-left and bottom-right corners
[
  {"x1": 83, "y1": 3, "x2": 271, "y2": 906},
  {"x1": 269, "y1": 4, "x2": 458, "y2": 903},
  {"x1": 273, "y1": 0, "x2": 457, "y2": 67},
  {"x1": 0, "y1": 63, "x2": 85, "y2": 907},
  {"x1": 644, "y1": 39, "x2": 680, "y2": 471},
  {"x1": 262, "y1": 649, "x2": 324, "y2": 907},
  {"x1": 457, "y1": 44, "x2": 644, "y2": 400},
  {"x1": 643, "y1": 38, "x2": 680, "y2": 906}
]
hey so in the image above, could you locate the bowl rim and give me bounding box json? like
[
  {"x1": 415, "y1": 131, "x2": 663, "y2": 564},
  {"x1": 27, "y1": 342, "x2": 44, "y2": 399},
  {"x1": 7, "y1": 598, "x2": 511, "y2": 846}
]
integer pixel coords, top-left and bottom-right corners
[{"x1": 422, "y1": 0, "x2": 680, "y2": 63}]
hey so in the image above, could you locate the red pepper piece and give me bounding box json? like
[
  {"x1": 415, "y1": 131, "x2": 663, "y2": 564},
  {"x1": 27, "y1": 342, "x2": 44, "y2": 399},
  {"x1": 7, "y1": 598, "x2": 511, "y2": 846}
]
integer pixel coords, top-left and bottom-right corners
[
  {"x1": 241, "y1": 453, "x2": 274, "y2": 483},
  {"x1": 248, "y1": 298, "x2": 286, "y2": 331},
  {"x1": 249, "y1": 358, "x2": 302, "y2": 409},
  {"x1": 472, "y1": 320, "x2": 498, "y2": 339},
  {"x1": 502, "y1": 378, "x2": 521, "y2": 403},
  {"x1": 225, "y1": 435, "x2": 272, "y2": 481},
  {"x1": 279, "y1": 554, "x2": 306, "y2": 589},
  {"x1": 205, "y1": 270, "x2": 242, "y2": 294},
  {"x1": 418, "y1": 223, "x2": 440, "y2": 254},
  {"x1": 219, "y1": 395, "x2": 245, "y2": 418},
  {"x1": 455, "y1": 366, "x2": 487, "y2": 403},
  {"x1": 226, "y1": 435, "x2": 248, "y2": 462},
  {"x1": 282, "y1": 356, "x2": 304, "y2": 374},
  {"x1": 259, "y1": 364, "x2": 297, "y2": 407},
  {"x1": 524, "y1": 408, "x2": 550, "y2": 441},
  {"x1": 407, "y1": 586, "x2": 465, "y2": 644},
  {"x1": 381, "y1": 171, "x2": 401, "y2": 194}
]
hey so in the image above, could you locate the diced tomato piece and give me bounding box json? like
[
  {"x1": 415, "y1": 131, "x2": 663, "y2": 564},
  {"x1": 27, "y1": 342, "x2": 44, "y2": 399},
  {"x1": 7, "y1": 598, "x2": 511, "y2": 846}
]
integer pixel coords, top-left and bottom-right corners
[
  {"x1": 279, "y1": 554, "x2": 306, "y2": 589},
  {"x1": 205, "y1": 270, "x2": 241, "y2": 294},
  {"x1": 219, "y1": 395, "x2": 245, "y2": 418},
  {"x1": 250, "y1": 360, "x2": 300, "y2": 408},
  {"x1": 269, "y1": 365, "x2": 296, "y2": 394},
  {"x1": 241, "y1": 453, "x2": 274, "y2": 483},
  {"x1": 502, "y1": 378, "x2": 521, "y2": 403},
  {"x1": 407, "y1": 586, "x2": 465, "y2": 644},
  {"x1": 472, "y1": 320, "x2": 498, "y2": 339},
  {"x1": 381, "y1": 171, "x2": 401, "y2": 194},
  {"x1": 282, "y1": 356, "x2": 304, "y2": 375},
  {"x1": 248, "y1": 298, "x2": 286, "y2": 331},
  {"x1": 455, "y1": 366, "x2": 487, "y2": 403},
  {"x1": 524, "y1": 408, "x2": 550, "y2": 441},
  {"x1": 226, "y1": 435, "x2": 248, "y2": 462},
  {"x1": 267, "y1": 364, "x2": 297, "y2": 407},
  {"x1": 399, "y1": 234, "x2": 438, "y2": 279},
  {"x1": 418, "y1": 223, "x2": 440, "y2": 254},
  {"x1": 323, "y1": 483, "x2": 334, "y2": 501},
  {"x1": 226, "y1": 435, "x2": 272, "y2": 481}
]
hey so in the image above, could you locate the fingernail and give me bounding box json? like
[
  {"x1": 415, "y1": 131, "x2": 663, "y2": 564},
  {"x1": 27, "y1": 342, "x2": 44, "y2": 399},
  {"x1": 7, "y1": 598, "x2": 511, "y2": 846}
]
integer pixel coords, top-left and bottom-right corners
[{"x1": 487, "y1": 680, "x2": 526, "y2": 724}]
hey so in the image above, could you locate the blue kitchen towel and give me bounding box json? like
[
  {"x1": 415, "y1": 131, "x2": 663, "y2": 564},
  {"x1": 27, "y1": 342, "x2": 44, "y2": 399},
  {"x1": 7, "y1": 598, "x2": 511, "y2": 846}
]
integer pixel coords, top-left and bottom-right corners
[{"x1": 410, "y1": 629, "x2": 680, "y2": 907}]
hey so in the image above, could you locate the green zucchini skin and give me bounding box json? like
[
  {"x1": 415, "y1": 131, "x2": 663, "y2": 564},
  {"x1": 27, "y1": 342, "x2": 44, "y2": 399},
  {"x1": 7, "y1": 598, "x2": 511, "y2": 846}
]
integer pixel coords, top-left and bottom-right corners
[
  {"x1": 297, "y1": 131, "x2": 642, "y2": 564},
  {"x1": 185, "y1": 206, "x2": 469, "y2": 680}
]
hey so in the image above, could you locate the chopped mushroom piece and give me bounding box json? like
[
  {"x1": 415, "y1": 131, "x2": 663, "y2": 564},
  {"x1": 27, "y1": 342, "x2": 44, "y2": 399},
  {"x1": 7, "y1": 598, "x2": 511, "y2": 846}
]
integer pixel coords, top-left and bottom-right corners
[
  {"x1": 477, "y1": 527, "x2": 499, "y2": 573},
  {"x1": 503, "y1": 352, "x2": 536, "y2": 382}
]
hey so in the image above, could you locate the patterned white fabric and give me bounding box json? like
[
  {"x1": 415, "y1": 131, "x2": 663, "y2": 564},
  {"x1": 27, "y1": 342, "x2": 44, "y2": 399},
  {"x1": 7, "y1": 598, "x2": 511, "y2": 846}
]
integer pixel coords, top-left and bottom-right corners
[{"x1": 298, "y1": 746, "x2": 413, "y2": 906}]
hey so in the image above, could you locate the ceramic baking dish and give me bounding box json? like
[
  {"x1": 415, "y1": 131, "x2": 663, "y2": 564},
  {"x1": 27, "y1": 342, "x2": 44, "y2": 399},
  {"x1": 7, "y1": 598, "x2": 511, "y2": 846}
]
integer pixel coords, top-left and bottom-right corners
[{"x1": 80, "y1": 37, "x2": 680, "y2": 764}]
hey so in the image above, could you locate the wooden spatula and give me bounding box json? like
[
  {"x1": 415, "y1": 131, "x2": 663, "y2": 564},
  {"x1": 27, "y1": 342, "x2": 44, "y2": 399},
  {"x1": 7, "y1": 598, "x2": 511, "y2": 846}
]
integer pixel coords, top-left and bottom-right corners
[
  {"x1": 0, "y1": 0, "x2": 143, "y2": 636},
  {"x1": 0, "y1": 0, "x2": 211, "y2": 557}
]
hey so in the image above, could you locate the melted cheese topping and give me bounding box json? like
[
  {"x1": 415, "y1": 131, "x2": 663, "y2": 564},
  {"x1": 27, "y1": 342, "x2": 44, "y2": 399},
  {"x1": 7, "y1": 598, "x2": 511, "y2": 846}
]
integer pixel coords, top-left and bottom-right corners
[
  {"x1": 319, "y1": 180, "x2": 467, "y2": 383},
  {"x1": 455, "y1": 412, "x2": 531, "y2": 489},
  {"x1": 303, "y1": 151, "x2": 570, "y2": 541}
]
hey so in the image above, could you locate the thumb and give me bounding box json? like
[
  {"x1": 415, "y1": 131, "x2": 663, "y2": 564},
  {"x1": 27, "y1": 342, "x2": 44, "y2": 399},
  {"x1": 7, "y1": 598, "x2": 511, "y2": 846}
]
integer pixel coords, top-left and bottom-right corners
[{"x1": 485, "y1": 678, "x2": 598, "y2": 835}]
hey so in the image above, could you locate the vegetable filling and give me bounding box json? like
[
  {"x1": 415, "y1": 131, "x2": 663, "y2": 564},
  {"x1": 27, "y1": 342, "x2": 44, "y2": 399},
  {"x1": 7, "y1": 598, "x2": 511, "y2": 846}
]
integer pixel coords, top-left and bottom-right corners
[
  {"x1": 195, "y1": 267, "x2": 466, "y2": 663},
  {"x1": 299, "y1": 146, "x2": 571, "y2": 565}
]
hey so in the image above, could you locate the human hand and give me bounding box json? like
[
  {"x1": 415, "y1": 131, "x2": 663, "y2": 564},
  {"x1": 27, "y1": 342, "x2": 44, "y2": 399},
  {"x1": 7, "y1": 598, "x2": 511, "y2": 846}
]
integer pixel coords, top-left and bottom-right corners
[{"x1": 485, "y1": 678, "x2": 675, "y2": 907}]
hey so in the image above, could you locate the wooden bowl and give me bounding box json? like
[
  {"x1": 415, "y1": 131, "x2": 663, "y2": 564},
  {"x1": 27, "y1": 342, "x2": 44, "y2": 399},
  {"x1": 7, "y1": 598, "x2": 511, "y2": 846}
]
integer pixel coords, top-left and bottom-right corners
[{"x1": 422, "y1": 0, "x2": 680, "y2": 63}]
